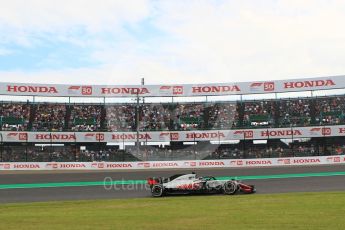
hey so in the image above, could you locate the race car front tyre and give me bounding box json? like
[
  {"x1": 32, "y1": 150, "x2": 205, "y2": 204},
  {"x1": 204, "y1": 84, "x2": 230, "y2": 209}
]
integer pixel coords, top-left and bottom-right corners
[
  {"x1": 223, "y1": 181, "x2": 238, "y2": 195},
  {"x1": 151, "y1": 184, "x2": 164, "y2": 197},
  {"x1": 250, "y1": 185, "x2": 256, "y2": 193}
]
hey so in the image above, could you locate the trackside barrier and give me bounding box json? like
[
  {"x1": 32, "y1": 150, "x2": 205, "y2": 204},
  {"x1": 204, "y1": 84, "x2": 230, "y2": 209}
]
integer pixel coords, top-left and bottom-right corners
[
  {"x1": 0, "y1": 155, "x2": 344, "y2": 170},
  {"x1": 2, "y1": 125, "x2": 345, "y2": 143}
]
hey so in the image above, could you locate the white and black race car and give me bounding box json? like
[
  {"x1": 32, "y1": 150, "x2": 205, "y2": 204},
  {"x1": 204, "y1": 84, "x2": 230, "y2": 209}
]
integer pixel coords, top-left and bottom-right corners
[{"x1": 147, "y1": 173, "x2": 255, "y2": 197}]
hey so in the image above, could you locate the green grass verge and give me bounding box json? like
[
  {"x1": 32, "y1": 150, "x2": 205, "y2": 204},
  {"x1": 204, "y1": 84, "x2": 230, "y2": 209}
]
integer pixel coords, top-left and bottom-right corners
[{"x1": 0, "y1": 192, "x2": 344, "y2": 230}]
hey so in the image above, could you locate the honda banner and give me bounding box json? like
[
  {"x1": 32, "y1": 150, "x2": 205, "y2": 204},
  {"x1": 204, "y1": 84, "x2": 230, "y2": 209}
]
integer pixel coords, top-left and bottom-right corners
[
  {"x1": 1, "y1": 125, "x2": 345, "y2": 143},
  {"x1": 0, "y1": 155, "x2": 344, "y2": 170},
  {"x1": 0, "y1": 75, "x2": 344, "y2": 97}
]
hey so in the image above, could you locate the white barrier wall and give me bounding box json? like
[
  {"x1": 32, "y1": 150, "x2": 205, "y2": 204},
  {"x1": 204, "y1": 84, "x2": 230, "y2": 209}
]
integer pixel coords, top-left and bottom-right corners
[
  {"x1": 1, "y1": 125, "x2": 345, "y2": 143},
  {"x1": 0, "y1": 75, "x2": 344, "y2": 97},
  {"x1": 1, "y1": 155, "x2": 344, "y2": 170}
]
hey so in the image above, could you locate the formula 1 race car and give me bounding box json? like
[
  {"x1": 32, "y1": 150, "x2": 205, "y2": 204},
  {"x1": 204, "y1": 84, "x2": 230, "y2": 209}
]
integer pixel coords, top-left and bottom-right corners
[{"x1": 147, "y1": 173, "x2": 255, "y2": 197}]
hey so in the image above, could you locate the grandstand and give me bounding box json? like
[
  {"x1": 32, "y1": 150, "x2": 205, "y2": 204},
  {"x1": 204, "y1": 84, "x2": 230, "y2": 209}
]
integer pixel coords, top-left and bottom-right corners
[{"x1": 1, "y1": 76, "x2": 345, "y2": 162}]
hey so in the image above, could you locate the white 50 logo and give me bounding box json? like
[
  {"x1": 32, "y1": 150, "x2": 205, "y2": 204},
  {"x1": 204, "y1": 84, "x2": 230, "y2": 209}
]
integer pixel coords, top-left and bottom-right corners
[
  {"x1": 173, "y1": 86, "x2": 183, "y2": 95},
  {"x1": 170, "y1": 133, "x2": 179, "y2": 140},
  {"x1": 264, "y1": 82, "x2": 274, "y2": 91}
]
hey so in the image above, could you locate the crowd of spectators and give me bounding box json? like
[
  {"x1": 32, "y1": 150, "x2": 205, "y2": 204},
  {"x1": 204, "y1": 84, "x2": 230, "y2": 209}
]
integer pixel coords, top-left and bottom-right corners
[
  {"x1": 0, "y1": 103, "x2": 30, "y2": 131},
  {"x1": 314, "y1": 96, "x2": 345, "y2": 125},
  {"x1": 243, "y1": 101, "x2": 275, "y2": 127},
  {"x1": 278, "y1": 99, "x2": 312, "y2": 127},
  {"x1": 0, "y1": 146, "x2": 75, "y2": 162},
  {"x1": 69, "y1": 105, "x2": 102, "y2": 131},
  {"x1": 129, "y1": 145, "x2": 207, "y2": 161},
  {"x1": 139, "y1": 104, "x2": 170, "y2": 131},
  {"x1": 106, "y1": 103, "x2": 223, "y2": 131},
  {"x1": 106, "y1": 104, "x2": 136, "y2": 131},
  {"x1": 0, "y1": 146, "x2": 138, "y2": 162},
  {"x1": 172, "y1": 103, "x2": 205, "y2": 130},
  {"x1": 78, "y1": 149, "x2": 139, "y2": 162},
  {"x1": 206, "y1": 142, "x2": 345, "y2": 160},
  {"x1": 207, "y1": 103, "x2": 238, "y2": 129},
  {"x1": 32, "y1": 104, "x2": 66, "y2": 131},
  {"x1": 2, "y1": 95, "x2": 345, "y2": 132}
]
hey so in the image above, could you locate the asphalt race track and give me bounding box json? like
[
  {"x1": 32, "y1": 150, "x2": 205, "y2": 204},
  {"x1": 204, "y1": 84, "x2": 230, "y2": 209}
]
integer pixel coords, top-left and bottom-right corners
[{"x1": 0, "y1": 165, "x2": 344, "y2": 203}]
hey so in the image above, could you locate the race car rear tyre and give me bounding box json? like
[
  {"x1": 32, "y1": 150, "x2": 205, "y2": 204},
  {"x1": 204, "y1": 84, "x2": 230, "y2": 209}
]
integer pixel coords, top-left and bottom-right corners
[
  {"x1": 223, "y1": 181, "x2": 238, "y2": 195},
  {"x1": 151, "y1": 184, "x2": 164, "y2": 197}
]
